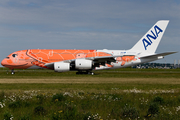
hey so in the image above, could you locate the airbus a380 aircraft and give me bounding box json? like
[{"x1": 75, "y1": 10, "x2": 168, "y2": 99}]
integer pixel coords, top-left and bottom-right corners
[{"x1": 1, "y1": 20, "x2": 176, "y2": 75}]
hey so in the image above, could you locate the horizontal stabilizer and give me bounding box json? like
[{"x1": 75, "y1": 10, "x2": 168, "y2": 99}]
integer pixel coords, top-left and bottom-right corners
[{"x1": 140, "y1": 52, "x2": 177, "y2": 59}]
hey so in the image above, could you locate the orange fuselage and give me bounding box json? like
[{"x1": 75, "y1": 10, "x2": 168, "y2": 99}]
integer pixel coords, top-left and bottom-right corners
[{"x1": 1, "y1": 49, "x2": 111, "y2": 69}]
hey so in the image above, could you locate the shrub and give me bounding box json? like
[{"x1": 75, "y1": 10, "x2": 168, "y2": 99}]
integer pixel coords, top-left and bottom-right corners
[
  {"x1": 34, "y1": 106, "x2": 46, "y2": 115},
  {"x1": 83, "y1": 112, "x2": 92, "y2": 120},
  {"x1": 153, "y1": 96, "x2": 164, "y2": 105},
  {"x1": 63, "y1": 105, "x2": 79, "y2": 119},
  {"x1": 36, "y1": 94, "x2": 45, "y2": 104},
  {"x1": 51, "y1": 112, "x2": 63, "y2": 120},
  {"x1": 24, "y1": 101, "x2": 31, "y2": 107},
  {"x1": 147, "y1": 103, "x2": 159, "y2": 117},
  {"x1": 8, "y1": 101, "x2": 22, "y2": 109},
  {"x1": 0, "y1": 91, "x2": 5, "y2": 102},
  {"x1": 52, "y1": 93, "x2": 65, "y2": 102},
  {"x1": 78, "y1": 91, "x2": 84, "y2": 96},
  {"x1": 122, "y1": 105, "x2": 139, "y2": 119},
  {"x1": 3, "y1": 111, "x2": 13, "y2": 120}
]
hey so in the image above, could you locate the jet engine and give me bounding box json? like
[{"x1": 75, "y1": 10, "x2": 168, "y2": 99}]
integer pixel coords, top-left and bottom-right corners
[
  {"x1": 54, "y1": 62, "x2": 70, "y2": 72},
  {"x1": 75, "y1": 59, "x2": 92, "y2": 70}
]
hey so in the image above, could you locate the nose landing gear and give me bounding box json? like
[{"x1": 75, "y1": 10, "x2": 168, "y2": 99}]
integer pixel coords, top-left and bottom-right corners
[{"x1": 6, "y1": 69, "x2": 15, "y2": 74}]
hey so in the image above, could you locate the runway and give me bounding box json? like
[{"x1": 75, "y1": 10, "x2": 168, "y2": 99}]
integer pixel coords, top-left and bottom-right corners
[{"x1": 1, "y1": 78, "x2": 180, "y2": 84}]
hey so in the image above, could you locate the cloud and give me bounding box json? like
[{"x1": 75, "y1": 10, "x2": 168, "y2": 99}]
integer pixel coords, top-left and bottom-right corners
[{"x1": 0, "y1": 0, "x2": 180, "y2": 64}]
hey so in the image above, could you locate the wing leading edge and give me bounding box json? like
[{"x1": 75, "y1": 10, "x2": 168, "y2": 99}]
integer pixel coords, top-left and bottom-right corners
[{"x1": 44, "y1": 55, "x2": 121, "y2": 69}]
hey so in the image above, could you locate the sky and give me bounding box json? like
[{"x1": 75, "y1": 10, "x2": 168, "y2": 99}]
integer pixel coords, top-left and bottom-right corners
[{"x1": 1, "y1": 0, "x2": 180, "y2": 67}]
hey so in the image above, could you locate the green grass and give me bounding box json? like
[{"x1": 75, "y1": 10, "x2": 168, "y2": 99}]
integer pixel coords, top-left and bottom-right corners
[
  {"x1": 1, "y1": 67, "x2": 180, "y2": 79},
  {"x1": 1, "y1": 90, "x2": 180, "y2": 119},
  {"x1": 0, "y1": 83, "x2": 179, "y2": 92},
  {"x1": 0, "y1": 68, "x2": 180, "y2": 119}
]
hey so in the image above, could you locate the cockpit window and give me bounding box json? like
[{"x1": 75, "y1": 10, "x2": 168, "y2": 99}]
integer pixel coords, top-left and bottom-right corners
[
  {"x1": 6, "y1": 57, "x2": 9, "y2": 59},
  {"x1": 12, "y1": 54, "x2": 18, "y2": 57}
]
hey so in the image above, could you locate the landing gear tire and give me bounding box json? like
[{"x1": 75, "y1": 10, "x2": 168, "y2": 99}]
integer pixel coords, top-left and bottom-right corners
[
  {"x1": 11, "y1": 69, "x2": 15, "y2": 75},
  {"x1": 76, "y1": 71, "x2": 94, "y2": 75},
  {"x1": 76, "y1": 72, "x2": 80, "y2": 75},
  {"x1": 88, "y1": 71, "x2": 94, "y2": 75}
]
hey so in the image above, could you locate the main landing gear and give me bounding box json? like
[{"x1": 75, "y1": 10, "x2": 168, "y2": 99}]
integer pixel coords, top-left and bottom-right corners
[
  {"x1": 76, "y1": 70, "x2": 94, "y2": 75},
  {"x1": 11, "y1": 69, "x2": 15, "y2": 74},
  {"x1": 7, "y1": 69, "x2": 15, "y2": 74}
]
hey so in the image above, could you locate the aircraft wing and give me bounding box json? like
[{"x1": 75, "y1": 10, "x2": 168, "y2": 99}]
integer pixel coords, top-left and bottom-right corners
[
  {"x1": 44, "y1": 55, "x2": 122, "y2": 68},
  {"x1": 86, "y1": 55, "x2": 121, "y2": 61},
  {"x1": 86, "y1": 55, "x2": 121, "y2": 64},
  {"x1": 140, "y1": 52, "x2": 177, "y2": 59}
]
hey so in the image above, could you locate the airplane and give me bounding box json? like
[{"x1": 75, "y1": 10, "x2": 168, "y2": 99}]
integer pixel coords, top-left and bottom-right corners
[{"x1": 1, "y1": 20, "x2": 176, "y2": 75}]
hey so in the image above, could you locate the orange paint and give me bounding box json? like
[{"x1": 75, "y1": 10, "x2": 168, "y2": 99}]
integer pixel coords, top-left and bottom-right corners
[
  {"x1": 116, "y1": 56, "x2": 136, "y2": 66},
  {"x1": 122, "y1": 56, "x2": 135, "y2": 62},
  {"x1": 1, "y1": 49, "x2": 112, "y2": 69},
  {"x1": 7, "y1": 59, "x2": 13, "y2": 64}
]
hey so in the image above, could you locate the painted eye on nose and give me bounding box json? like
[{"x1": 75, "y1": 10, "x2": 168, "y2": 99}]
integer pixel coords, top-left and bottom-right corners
[{"x1": 12, "y1": 54, "x2": 18, "y2": 57}]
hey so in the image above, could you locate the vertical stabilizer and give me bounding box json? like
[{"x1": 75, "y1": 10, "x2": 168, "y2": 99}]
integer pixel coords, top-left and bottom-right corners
[{"x1": 130, "y1": 20, "x2": 169, "y2": 54}]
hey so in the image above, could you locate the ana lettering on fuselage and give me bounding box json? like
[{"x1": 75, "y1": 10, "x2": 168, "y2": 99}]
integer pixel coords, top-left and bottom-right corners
[{"x1": 142, "y1": 25, "x2": 163, "y2": 50}]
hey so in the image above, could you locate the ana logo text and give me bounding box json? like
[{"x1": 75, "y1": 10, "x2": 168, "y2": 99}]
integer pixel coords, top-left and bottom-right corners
[{"x1": 142, "y1": 25, "x2": 163, "y2": 50}]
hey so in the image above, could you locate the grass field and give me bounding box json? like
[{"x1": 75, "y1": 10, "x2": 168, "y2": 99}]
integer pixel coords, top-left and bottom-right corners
[{"x1": 0, "y1": 68, "x2": 180, "y2": 119}]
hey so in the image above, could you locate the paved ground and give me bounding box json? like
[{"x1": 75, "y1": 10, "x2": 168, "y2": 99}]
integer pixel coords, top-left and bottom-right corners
[{"x1": 0, "y1": 78, "x2": 180, "y2": 84}]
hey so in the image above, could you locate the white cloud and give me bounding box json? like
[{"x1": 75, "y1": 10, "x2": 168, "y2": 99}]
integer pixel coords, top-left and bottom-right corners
[{"x1": 1, "y1": 0, "x2": 180, "y2": 64}]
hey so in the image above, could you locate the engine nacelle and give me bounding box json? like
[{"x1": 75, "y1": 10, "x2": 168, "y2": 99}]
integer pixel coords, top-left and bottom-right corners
[
  {"x1": 75, "y1": 59, "x2": 92, "y2": 70},
  {"x1": 54, "y1": 62, "x2": 70, "y2": 72}
]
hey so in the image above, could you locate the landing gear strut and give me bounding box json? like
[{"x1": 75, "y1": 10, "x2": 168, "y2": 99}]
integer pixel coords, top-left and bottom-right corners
[{"x1": 11, "y1": 69, "x2": 15, "y2": 75}]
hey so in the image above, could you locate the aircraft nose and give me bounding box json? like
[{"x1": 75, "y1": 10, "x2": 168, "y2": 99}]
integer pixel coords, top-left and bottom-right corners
[{"x1": 1, "y1": 59, "x2": 6, "y2": 66}]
